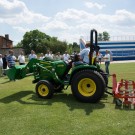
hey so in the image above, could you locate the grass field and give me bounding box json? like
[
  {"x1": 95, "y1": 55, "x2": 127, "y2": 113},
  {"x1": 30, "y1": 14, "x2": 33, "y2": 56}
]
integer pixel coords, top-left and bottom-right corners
[{"x1": 0, "y1": 62, "x2": 135, "y2": 135}]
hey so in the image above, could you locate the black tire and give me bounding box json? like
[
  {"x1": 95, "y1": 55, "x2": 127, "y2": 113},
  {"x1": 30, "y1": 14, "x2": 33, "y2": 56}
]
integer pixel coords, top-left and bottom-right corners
[
  {"x1": 99, "y1": 69, "x2": 108, "y2": 86},
  {"x1": 36, "y1": 80, "x2": 54, "y2": 99},
  {"x1": 71, "y1": 70, "x2": 106, "y2": 103}
]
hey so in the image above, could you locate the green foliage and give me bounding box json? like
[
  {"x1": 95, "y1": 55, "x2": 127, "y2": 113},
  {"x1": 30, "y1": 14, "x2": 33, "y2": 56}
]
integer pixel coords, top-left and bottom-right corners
[
  {"x1": 20, "y1": 29, "x2": 68, "y2": 55},
  {"x1": 103, "y1": 31, "x2": 110, "y2": 41},
  {"x1": 72, "y1": 42, "x2": 80, "y2": 52},
  {"x1": 21, "y1": 29, "x2": 49, "y2": 54},
  {"x1": 98, "y1": 31, "x2": 110, "y2": 41},
  {"x1": 67, "y1": 43, "x2": 73, "y2": 54},
  {"x1": 49, "y1": 37, "x2": 67, "y2": 54},
  {"x1": 98, "y1": 33, "x2": 103, "y2": 41},
  {"x1": 15, "y1": 42, "x2": 23, "y2": 47}
]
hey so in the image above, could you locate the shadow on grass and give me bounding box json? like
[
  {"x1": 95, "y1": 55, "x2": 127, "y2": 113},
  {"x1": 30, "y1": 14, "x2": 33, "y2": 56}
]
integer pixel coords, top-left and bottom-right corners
[
  {"x1": 0, "y1": 90, "x2": 106, "y2": 115},
  {"x1": 0, "y1": 77, "x2": 11, "y2": 84},
  {"x1": 0, "y1": 80, "x2": 12, "y2": 84},
  {"x1": 0, "y1": 91, "x2": 34, "y2": 104}
]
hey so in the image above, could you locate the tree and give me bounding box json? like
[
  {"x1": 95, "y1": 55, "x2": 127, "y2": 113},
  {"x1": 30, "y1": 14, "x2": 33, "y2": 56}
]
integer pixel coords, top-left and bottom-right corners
[
  {"x1": 16, "y1": 42, "x2": 23, "y2": 47},
  {"x1": 67, "y1": 43, "x2": 73, "y2": 54},
  {"x1": 20, "y1": 29, "x2": 67, "y2": 55},
  {"x1": 98, "y1": 33, "x2": 103, "y2": 41},
  {"x1": 103, "y1": 31, "x2": 110, "y2": 41},
  {"x1": 20, "y1": 29, "x2": 50, "y2": 54},
  {"x1": 98, "y1": 31, "x2": 110, "y2": 41},
  {"x1": 72, "y1": 42, "x2": 80, "y2": 52}
]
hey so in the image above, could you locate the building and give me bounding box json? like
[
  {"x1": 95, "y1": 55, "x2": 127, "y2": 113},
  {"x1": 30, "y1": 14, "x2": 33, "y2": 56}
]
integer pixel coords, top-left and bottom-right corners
[
  {"x1": 98, "y1": 41, "x2": 135, "y2": 61},
  {"x1": 0, "y1": 34, "x2": 23, "y2": 56},
  {"x1": 0, "y1": 34, "x2": 13, "y2": 54}
]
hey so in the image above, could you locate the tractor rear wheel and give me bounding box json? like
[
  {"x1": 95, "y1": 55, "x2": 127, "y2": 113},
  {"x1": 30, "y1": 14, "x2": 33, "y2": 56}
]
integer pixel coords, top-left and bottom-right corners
[
  {"x1": 71, "y1": 70, "x2": 106, "y2": 103},
  {"x1": 36, "y1": 80, "x2": 54, "y2": 99}
]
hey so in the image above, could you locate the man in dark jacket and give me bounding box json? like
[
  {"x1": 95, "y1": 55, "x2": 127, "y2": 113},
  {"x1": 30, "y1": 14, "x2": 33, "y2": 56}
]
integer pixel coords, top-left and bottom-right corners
[{"x1": 2, "y1": 54, "x2": 7, "y2": 75}]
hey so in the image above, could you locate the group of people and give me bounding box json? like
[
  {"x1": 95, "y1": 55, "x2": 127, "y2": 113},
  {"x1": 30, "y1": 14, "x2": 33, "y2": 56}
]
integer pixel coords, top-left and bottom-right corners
[
  {"x1": 72, "y1": 42, "x2": 111, "y2": 75},
  {"x1": 0, "y1": 49, "x2": 71, "y2": 77},
  {"x1": 0, "y1": 44, "x2": 111, "y2": 77},
  {"x1": 28, "y1": 50, "x2": 70, "y2": 62},
  {"x1": 0, "y1": 50, "x2": 25, "y2": 77}
]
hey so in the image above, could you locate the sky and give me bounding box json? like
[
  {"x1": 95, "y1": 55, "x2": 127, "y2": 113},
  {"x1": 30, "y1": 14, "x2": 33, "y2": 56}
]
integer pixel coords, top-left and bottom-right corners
[{"x1": 0, "y1": 0, "x2": 135, "y2": 45}]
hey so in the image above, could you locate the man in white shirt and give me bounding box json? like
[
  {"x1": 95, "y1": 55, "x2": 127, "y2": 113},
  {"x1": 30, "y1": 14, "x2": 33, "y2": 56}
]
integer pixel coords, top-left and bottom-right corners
[
  {"x1": 103, "y1": 50, "x2": 111, "y2": 75},
  {"x1": 63, "y1": 51, "x2": 70, "y2": 62},
  {"x1": 28, "y1": 50, "x2": 37, "y2": 61},
  {"x1": 39, "y1": 53, "x2": 45, "y2": 60},
  {"x1": 18, "y1": 51, "x2": 25, "y2": 65},
  {"x1": 45, "y1": 50, "x2": 53, "y2": 60}
]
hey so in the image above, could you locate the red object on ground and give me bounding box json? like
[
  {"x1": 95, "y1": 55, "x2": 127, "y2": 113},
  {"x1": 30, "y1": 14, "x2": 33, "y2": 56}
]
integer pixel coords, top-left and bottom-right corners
[{"x1": 112, "y1": 74, "x2": 135, "y2": 105}]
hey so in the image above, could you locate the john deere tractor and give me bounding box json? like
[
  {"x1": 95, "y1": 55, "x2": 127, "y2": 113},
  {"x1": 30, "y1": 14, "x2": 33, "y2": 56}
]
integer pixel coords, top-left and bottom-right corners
[{"x1": 6, "y1": 29, "x2": 108, "y2": 103}]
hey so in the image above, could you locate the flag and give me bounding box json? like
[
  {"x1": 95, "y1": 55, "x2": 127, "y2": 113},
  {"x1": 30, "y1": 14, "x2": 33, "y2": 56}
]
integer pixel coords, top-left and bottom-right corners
[{"x1": 80, "y1": 38, "x2": 86, "y2": 51}]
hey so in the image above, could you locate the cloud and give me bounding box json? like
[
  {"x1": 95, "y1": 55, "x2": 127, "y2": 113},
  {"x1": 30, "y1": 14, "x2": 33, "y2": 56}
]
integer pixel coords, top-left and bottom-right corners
[
  {"x1": 50, "y1": 8, "x2": 135, "y2": 42},
  {"x1": 54, "y1": 8, "x2": 135, "y2": 28},
  {"x1": 55, "y1": 8, "x2": 95, "y2": 24},
  {"x1": 0, "y1": 0, "x2": 28, "y2": 18},
  {"x1": 84, "y1": 1, "x2": 106, "y2": 10},
  {"x1": 0, "y1": 0, "x2": 50, "y2": 25},
  {"x1": 112, "y1": 9, "x2": 135, "y2": 26},
  {"x1": 1, "y1": 0, "x2": 135, "y2": 44},
  {"x1": 43, "y1": 20, "x2": 69, "y2": 31},
  {"x1": 13, "y1": 26, "x2": 30, "y2": 33}
]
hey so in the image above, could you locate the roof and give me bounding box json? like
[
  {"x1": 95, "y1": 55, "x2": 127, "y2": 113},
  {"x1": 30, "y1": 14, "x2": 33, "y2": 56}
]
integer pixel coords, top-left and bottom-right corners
[{"x1": 0, "y1": 35, "x2": 13, "y2": 42}]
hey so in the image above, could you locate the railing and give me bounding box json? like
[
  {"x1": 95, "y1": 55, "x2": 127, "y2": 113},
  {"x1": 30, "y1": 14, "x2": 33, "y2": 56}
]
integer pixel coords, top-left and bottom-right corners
[
  {"x1": 110, "y1": 35, "x2": 135, "y2": 41},
  {"x1": 83, "y1": 35, "x2": 135, "y2": 42}
]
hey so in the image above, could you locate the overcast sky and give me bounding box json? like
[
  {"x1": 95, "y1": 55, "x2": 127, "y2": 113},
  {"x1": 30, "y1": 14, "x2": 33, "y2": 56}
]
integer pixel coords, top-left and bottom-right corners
[{"x1": 0, "y1": 0, "x2": 135, "y2": 45}]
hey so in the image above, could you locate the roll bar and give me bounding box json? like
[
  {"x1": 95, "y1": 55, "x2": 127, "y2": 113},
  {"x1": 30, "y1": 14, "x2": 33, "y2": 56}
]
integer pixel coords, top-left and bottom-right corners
[{"x1": 89, "y1": 29, "x2": 100, "y2": 65}]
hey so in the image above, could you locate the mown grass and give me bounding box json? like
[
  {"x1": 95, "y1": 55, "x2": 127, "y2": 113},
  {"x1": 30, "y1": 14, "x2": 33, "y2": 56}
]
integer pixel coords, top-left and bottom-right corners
[{"x1": 0, "y1": 62, "x2": 135, "y2": 135}]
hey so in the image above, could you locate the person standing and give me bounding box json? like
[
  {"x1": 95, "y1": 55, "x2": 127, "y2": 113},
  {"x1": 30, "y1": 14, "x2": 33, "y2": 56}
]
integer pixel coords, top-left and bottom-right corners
[
  {"x1": 28, "y1": 50, "x2": 37, "y2": 61},
  {"x1": 2, "y1": 54, "x2": 7, "y2": 75},
  {"x1": 45, "y1": 50, "x2": 53, "y2": 60},
  {"x1": 103, "y1": 50, "x2": 111, "y2": 75},
  {"x1": 39, "y1": 53, "x2": 44, "y2": 60},
  {"x1": 6, "y1": 50, "x2": 16, "y2": 68},
  {"x1": 63, "y1": 51, "x2": 70, "y2": 62},
  {"x1": 49, "y1": 51, "x2": 54, "y2": 59},
  {"x1": 79, "y1": 42, "x2": 90, "y2": 64},
  {"x1": 97, "y1": 52, "x2": 103, "y2": 64},
  {"x1": 0, "y1": 54, "x2": 3, "y2": 76},
  {"x1": 18, "y1": 51, "x2": 25, "y2": 65},
  {"x1": 55, "y1": 52, "x2": 62, "y2": 60}
]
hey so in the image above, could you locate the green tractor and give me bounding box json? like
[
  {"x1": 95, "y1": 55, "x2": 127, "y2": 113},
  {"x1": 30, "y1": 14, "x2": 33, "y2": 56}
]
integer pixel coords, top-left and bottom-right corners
[{"x1": 6, "y1": 29, "x2": 108, "y2": 103}]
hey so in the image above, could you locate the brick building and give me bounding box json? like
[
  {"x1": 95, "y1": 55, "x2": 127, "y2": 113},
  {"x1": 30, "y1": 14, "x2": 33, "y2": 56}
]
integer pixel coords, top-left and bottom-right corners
[
  {"x1": 0, "y1": 34, "x2": 23, "y2": 57},
  {"x1": 0, "y1": 34, "x2": 13, "y2": 55}
]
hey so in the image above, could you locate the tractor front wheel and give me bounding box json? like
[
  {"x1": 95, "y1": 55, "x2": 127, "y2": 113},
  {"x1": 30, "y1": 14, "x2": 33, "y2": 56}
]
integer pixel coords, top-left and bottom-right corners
[
  {"x1": 36, "y1": 80, "x2": 54, "y2": 99},
  {"x1": 71, "y1": 70, "x2": 105, "y2": 103}
]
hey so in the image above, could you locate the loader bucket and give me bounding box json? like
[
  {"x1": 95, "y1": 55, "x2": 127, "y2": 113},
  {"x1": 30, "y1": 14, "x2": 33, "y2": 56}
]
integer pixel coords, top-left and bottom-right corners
[{"x1": 6, "y1": 65, "x2": 26, "y2": 80}]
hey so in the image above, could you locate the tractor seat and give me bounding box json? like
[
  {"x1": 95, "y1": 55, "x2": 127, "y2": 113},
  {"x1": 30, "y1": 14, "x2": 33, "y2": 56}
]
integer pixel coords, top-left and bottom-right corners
[{"x1": 60, "y1": 61, "x2": 72, "y2": 79}]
